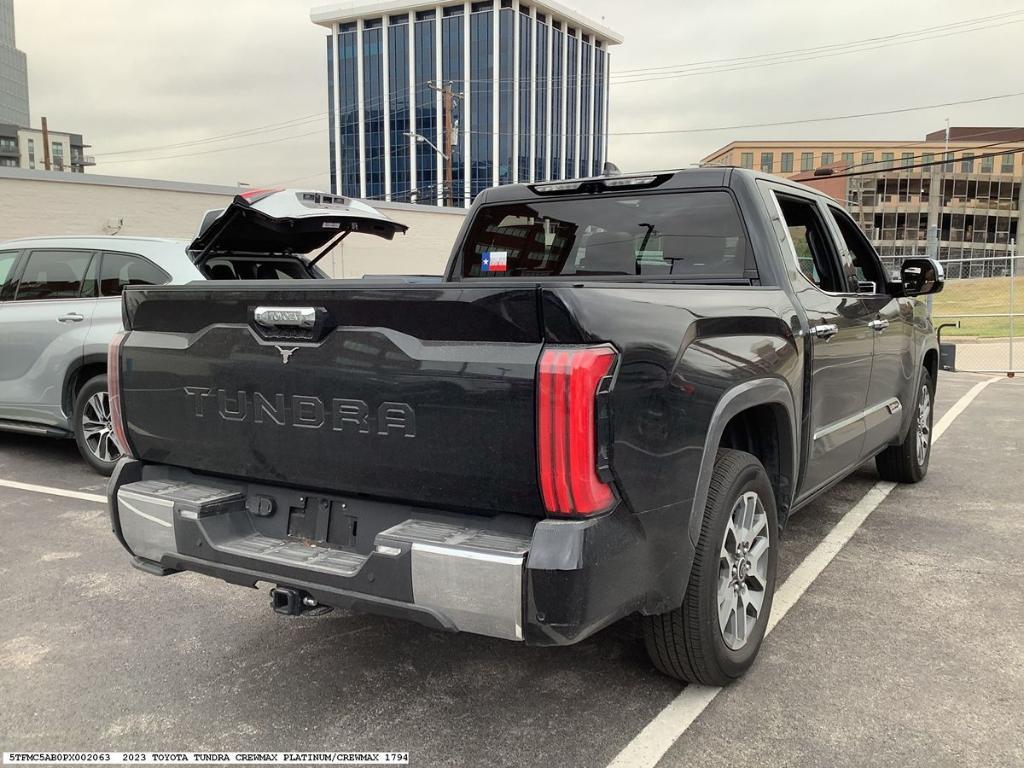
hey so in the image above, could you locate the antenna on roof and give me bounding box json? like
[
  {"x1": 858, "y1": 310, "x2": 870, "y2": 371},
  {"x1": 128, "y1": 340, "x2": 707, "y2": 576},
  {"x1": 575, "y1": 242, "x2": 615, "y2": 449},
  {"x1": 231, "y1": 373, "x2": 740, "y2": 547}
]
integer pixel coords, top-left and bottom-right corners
[{"x1": 603, "y1": 161, "x2": 621, "y2": 176}]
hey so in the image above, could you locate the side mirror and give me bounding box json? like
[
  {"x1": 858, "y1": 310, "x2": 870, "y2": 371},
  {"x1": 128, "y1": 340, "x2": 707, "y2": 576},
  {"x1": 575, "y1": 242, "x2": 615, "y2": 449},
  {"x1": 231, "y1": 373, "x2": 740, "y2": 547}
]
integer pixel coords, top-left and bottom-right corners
[{"x1": 900, "y1": 257, "x2": 945, "y2": 297}]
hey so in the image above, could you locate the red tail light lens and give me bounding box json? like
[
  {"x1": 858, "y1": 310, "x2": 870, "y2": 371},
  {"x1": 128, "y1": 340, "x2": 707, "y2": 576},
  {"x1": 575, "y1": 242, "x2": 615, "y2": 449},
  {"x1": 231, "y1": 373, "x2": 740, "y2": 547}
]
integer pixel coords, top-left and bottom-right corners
[
  {"x1": 107, "y1": 331, "x2": 133, "y2": 458},
  {"x1": 537, "y1": 345, "x2": 617, "y2": 516}
]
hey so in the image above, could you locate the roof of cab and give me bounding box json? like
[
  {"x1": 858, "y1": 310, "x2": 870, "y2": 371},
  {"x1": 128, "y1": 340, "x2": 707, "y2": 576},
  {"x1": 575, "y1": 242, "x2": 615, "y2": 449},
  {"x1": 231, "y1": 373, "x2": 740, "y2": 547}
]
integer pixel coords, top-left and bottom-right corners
[{"x1": 472, "y1": 166, "x2": 836, "y2": 205}]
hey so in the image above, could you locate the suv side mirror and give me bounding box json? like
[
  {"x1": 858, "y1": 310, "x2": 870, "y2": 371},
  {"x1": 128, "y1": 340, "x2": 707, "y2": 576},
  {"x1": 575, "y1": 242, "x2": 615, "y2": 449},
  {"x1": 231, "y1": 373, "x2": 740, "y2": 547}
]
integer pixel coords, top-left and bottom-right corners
[{"x1": 900, "y1": 257, "x2": 945, "y2": 297}]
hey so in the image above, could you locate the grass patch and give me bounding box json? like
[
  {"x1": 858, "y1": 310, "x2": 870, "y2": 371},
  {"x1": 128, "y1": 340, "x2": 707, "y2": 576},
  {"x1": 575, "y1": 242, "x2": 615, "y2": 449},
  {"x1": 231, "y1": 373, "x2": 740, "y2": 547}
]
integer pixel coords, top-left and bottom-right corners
[{"x1": 931, "y1": 275, "x2": 1024, "y2": 338}]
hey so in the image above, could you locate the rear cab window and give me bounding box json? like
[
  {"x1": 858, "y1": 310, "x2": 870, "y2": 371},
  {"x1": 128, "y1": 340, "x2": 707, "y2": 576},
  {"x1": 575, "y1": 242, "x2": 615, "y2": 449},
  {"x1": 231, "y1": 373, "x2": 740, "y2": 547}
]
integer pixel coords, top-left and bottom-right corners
[{"x1": 457, "y1": 190, "x2": 755, "y2": 281}]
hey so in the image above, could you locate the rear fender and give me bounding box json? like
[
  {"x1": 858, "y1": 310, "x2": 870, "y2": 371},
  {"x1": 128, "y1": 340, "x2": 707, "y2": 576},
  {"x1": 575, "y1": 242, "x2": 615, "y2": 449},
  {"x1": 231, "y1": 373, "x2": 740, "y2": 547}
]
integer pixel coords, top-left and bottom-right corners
[{"x1": 686, "y1": 378, "x2": 799, "y2": 546}]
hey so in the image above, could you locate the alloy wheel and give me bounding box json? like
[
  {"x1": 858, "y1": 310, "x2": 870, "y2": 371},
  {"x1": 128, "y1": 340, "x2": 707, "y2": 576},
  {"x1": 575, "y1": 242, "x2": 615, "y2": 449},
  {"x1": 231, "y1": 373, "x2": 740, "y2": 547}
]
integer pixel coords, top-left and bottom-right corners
[
  {"x1": 82, "y1": 391, "x2": 122, "y2": 464},
  {"x1": 718, "y1": 490, "x2": 770, "y2": 650},
  {"x1": 916, "y1": 384, "x2": 932, "y2": 467}
]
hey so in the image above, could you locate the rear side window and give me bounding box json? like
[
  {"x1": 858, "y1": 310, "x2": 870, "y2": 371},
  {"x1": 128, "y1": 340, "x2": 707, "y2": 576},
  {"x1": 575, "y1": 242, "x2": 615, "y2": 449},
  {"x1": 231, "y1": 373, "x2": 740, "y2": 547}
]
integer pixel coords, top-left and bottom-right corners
[
  {"x1": 99, "y1": 252, "x2": 170, "y2": 296},
  {"x1": 0, "y1": 251, "x2": 18, "y2": 288},
  {"x1": 459, "y1": 191, "x2": 752, "y2": 280},
  {"x1": 14, "y1": 250, "x2": 95, "y2": 301}
]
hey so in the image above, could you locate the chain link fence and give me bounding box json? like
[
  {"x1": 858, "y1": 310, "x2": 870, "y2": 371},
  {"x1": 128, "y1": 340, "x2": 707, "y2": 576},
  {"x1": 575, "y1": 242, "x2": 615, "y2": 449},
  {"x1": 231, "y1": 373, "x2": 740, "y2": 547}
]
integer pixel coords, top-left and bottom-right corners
[{"x1": 881, "y1": 249, "x2": 1021, "y2": 374}]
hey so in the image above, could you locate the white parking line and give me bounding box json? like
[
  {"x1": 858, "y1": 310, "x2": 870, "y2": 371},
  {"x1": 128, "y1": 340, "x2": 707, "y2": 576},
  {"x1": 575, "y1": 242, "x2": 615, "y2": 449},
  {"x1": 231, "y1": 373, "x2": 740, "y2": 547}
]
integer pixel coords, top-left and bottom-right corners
[
  {"x1": 607, "y1": 376, "x2": 1002, "y2": 768},
  {"x1": 0, "y1": 478, "x2": 106, "y2": 504}
]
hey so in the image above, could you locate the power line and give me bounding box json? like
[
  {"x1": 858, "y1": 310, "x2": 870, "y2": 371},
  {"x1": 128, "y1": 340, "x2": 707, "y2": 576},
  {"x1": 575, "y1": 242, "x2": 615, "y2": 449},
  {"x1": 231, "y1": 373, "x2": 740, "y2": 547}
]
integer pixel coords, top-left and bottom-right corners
[
  {"x1": 95, "y1": 91, "x2": 1024, "y2": 170},
  {"x1": 95, "y1": 112, "x2": 329, "y2": 158},
  {"x1": 704, "y1": 134, "x2": 1024, "y2": 173},
  {"x1": 611, "y1": 10, "x2": 1024, "y2": 75},
  {"x1": 92, "y1": 13, "x2": 1021, "y2": 163},
  {"x1": 605, "y1": 92, "x2": 1024, "y2": 137},
  {"x1": 97, "y1": 128, "x2": 325, "y2": 165},
  {"x1": 609, "y1": 10, "x2": 1024, "y2": 82},
  {"x1": 610, "y1": 21, "x2": 1024, "y2": 85},
  {"x1": 804, "y1": 146, "x2": 1024, "y2": 181}
]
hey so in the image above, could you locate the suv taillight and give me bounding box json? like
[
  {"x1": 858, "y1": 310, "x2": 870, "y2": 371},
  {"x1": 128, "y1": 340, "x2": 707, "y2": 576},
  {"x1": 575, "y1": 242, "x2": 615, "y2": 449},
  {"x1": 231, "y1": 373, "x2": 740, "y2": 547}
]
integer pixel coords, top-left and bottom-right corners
[
  {"x1": 537, "y1": 345, "x2": 617, "y2": 516},
  {"x1": 107, "y1": 331, "x2": 134, "y2": 458}
]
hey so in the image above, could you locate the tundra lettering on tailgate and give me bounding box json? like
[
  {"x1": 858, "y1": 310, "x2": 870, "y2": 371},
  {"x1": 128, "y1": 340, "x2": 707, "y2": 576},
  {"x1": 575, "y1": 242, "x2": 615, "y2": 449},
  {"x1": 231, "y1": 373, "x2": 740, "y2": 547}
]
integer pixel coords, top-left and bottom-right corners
[{"x1": 182, "y1": 387, "x2": 416, "y2": 437}]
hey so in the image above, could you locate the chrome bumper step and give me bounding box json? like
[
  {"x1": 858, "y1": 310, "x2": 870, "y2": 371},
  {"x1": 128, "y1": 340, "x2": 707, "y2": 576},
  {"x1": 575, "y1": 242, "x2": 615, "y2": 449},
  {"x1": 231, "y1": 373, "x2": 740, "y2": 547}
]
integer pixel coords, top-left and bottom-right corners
[{"x1": 115, "y1": 479, "x2": 532, "y2": 641}]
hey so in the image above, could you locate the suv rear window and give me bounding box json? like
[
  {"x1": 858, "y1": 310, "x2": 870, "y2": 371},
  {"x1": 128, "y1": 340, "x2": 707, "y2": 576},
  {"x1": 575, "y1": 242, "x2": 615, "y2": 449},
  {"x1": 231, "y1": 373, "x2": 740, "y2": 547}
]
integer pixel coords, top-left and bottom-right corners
[{"x1": 459, "y1": 191, "x2": 752, "y2": 280}]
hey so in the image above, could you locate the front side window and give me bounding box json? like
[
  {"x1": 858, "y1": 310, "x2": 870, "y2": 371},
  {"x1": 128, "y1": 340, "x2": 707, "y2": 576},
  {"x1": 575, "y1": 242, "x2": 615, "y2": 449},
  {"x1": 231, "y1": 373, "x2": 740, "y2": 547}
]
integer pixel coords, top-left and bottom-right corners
[
  {"x1": 828, "y1": 205, "x2": 886, "y2": 290},
  {"x1": 14, "y1": 250, "x2": 94, "y2": 301},
  {"x1": 98, "y1": 252, "x2": 170, "y2": 296},
  {"x1": 774, "y1": 194, "x2": 842, "y2": 292},
  {"x1": 459, "y1": 191, "x2": 751, "y2": 280}
]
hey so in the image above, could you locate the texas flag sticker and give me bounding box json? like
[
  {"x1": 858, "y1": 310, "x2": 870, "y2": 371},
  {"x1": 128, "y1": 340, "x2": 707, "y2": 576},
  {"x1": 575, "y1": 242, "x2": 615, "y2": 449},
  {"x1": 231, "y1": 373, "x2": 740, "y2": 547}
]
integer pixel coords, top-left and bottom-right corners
[{"x1": 482, "y1": 251, "x2": 508, "y2": 273}]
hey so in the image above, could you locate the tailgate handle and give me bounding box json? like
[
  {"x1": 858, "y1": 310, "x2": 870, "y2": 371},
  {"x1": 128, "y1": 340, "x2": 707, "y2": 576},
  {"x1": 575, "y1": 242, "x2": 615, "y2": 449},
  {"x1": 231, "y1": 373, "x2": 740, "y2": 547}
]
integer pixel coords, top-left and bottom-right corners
[{"x1": 253, "y1": 306, "x2": 316, "y2": 329}]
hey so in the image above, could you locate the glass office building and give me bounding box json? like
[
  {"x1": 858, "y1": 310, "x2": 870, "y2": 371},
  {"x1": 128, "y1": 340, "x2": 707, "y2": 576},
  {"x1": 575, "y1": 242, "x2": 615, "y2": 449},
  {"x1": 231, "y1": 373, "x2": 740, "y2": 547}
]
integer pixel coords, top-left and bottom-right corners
[
  {"x1": 0, "y1": 0, "x2": 31, "y2": 127},
  {"x1": 312, "y1": 0, "x2": 622, "y2": 206}
]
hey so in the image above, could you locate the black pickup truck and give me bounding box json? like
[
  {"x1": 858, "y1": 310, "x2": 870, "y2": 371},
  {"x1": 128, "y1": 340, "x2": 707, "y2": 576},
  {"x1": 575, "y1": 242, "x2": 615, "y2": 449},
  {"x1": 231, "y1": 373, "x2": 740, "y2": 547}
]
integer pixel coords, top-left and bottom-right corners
[{"x1": 107, "y1": 169, "x2": 944, "y2": 684}]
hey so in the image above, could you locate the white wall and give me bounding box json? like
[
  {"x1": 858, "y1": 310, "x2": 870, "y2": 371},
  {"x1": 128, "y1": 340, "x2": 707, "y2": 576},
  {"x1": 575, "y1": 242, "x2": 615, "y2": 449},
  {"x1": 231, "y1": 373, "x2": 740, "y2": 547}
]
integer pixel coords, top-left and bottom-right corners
[{"x1": 0, "y1": 168, "x2": 465, "y2": 277}]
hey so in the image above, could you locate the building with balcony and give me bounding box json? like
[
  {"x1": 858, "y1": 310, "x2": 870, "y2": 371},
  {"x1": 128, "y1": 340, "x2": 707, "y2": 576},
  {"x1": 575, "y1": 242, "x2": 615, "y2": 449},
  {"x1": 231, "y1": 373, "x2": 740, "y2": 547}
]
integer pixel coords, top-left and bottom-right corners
[
  {"x1": 702, "y1": 128, "x2": 1024, "y2": 275},
  {"x1": 0, "y1": 0, "x2": 29, "y2": 127},
  {"x1": 311, "y1": 0, "x2": 622, "y2": 206},
  {"x1": 0, "y1": 123, "x2": 95, "y2": 172}
]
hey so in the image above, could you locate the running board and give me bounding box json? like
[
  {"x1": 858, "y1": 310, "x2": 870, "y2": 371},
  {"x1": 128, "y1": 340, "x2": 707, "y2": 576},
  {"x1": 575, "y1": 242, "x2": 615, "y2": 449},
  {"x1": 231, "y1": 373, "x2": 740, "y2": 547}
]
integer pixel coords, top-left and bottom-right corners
[{"x1": 0, "y1": 419, "x2": 72, "y2": 438}]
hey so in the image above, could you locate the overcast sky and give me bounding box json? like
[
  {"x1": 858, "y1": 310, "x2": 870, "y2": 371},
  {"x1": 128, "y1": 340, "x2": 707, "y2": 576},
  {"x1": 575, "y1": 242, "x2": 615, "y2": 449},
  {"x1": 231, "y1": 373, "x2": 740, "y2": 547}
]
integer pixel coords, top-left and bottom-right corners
[{"x1": 13, "y1": 0, "x2": 1024, "y2": 189}]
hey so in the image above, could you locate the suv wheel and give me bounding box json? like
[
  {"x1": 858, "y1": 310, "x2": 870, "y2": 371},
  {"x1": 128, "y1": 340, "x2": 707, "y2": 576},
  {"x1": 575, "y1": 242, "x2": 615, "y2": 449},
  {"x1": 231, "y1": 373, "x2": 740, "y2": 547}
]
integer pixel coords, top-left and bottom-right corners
[
  {"x1": 642, "y1": 449, "x2": 779, "y2": 685},
  {"x1": 73, "y1": 374, "x2": 122, "y2": 475},
  {"x1": 875, "y1": 369, "x2": 934, "y2": 483}
]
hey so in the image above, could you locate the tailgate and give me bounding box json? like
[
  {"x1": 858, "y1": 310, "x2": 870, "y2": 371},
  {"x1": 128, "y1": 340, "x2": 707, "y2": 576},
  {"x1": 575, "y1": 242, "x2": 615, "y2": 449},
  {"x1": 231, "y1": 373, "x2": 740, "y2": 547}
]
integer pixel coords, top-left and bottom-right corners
[{"x1": 119, "y1": 283, "x2": 545, "y2": 514}]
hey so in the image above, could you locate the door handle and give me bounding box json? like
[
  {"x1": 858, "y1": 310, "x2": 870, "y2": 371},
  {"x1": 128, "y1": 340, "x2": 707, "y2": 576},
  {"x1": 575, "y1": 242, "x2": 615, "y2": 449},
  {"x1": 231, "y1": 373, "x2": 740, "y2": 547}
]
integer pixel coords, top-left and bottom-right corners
[
  {"x1": 868, "y1": 319, "x2": 890, "y2": 332},
  {"x1": 57, "y1": 312, "x2": 85, "y2": 323},
  {"x1": 811, "y1": 324, "x2": 839, "y2": 341}
]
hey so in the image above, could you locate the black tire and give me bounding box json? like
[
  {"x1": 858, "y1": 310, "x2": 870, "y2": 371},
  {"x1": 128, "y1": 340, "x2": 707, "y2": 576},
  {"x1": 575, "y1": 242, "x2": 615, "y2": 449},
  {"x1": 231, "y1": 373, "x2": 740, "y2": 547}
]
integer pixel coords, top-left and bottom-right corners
[
  {"x1": 72, "y1": 374, "x2": 122, "y2": 476},
  {"x1": 875, "y1": 369, "x2": 934, "y2": 484},
  {"x1": 642, "y1": 449, "x2": 779, "y2": 685}
]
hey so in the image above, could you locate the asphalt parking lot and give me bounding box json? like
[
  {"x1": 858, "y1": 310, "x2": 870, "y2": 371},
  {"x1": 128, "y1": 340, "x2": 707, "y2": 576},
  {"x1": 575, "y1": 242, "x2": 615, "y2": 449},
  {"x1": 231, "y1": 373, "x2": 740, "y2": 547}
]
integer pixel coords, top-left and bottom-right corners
[{"x1": 1, "y1": 371, "x2": 1022, "y2": 767}]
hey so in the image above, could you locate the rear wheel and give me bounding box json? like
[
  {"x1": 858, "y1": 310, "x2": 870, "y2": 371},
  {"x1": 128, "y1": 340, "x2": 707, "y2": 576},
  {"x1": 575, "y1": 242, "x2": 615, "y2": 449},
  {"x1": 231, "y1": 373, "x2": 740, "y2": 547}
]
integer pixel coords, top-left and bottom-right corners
[
  {"x1": 73, "y1": 374, "x2": 122, "y2": 476},
  {"x1": 875, "y1": 369, "x2": 934, "y2": 483},
  {"x1": 642, "y1": 449, "x2": 779, "y2": 685}
]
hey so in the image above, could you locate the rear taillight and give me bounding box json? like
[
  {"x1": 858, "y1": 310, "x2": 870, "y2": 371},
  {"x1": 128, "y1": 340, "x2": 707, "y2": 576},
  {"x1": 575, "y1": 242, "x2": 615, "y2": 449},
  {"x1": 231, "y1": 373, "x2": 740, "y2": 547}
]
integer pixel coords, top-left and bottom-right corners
[
  {"x1": 537, "y1": 345, "x2": 617, "y2": 516},
  {"x1": 107, "y1": 331, "x2": 133, "y2": 458}
]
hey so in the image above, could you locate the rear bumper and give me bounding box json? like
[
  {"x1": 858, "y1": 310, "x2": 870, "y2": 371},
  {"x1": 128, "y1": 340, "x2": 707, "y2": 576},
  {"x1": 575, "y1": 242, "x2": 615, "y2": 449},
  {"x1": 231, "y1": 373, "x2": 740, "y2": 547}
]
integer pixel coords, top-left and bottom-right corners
[{"x1": 108, "y1": 460, "x2": 661, "y2": 646}]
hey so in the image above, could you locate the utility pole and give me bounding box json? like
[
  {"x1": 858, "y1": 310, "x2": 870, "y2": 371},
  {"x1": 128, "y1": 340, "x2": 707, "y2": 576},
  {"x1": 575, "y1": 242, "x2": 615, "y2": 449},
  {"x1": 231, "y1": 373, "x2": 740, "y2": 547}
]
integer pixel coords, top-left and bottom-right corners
[
  {"x1": 428, "y1": 81, "x2": 461, "y2": 207},
  {"x1": 41, "y1": 116, "x2": 51, "y2": 171},
  {"x1": 1011, "y1": 237, "x2": 1016, "y2": 374}
]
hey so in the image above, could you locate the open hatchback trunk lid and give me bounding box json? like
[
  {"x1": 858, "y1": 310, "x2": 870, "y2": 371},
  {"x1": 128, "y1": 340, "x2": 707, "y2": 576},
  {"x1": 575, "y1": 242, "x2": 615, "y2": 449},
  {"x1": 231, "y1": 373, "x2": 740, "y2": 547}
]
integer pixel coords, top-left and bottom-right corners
[{"x1": 187, "y1": 188, "x2": 409, "y2": 265}]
